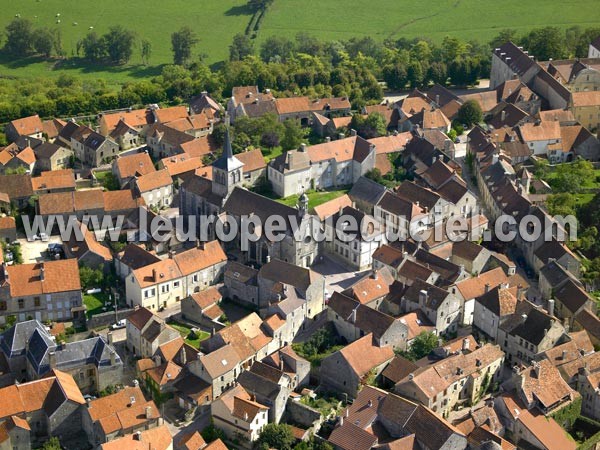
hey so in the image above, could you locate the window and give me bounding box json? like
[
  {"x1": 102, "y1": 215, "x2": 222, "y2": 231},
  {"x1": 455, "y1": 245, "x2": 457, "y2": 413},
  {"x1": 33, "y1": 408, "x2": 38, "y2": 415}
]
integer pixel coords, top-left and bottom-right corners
[
  {"x1": 18, "y1": 299, "x2": 24, "y2": 310},
  {"x1": 0, "y1": 301, "x2": 6, "y2": 311},
  {"x1": 174, "y1": 281, "x2": 180, "y2": 288},
  {"x1": 34, "y1": 297, "x2": 41, "y2": 307},
  {"x1": 162, "y1": 284, "x2": 170, "y2": 294}
]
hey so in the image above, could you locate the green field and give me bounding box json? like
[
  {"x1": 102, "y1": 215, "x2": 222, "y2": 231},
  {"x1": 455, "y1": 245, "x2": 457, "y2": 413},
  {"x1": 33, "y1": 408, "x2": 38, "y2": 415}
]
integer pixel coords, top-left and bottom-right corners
[
  {"x1": 0, "y1": 0, "x2": 253, "y2": 81},
  {"x1": 0, "y1": 0, "x2": 599, "y2": 82},
  {"x1": 259, "y1": 0, "x2": 600, "y2": 44}
]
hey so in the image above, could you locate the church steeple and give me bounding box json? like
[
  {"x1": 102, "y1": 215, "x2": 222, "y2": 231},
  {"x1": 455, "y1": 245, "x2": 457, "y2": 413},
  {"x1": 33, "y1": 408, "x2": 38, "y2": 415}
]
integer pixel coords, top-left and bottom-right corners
[{"x1": 211, "y1": 127, "x2": 244, "y2": 199}]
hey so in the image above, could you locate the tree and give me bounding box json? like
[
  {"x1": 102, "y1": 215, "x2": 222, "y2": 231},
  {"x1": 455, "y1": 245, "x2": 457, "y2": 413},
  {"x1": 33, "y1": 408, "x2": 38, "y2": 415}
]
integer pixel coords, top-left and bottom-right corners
[
  {"x1": 489, "y1": 29, "x2": 518, "y2": 50},
  {"x1": 382, "y1": 63, "x2": 408, "y2": 91},
  {"x1": 281, "y1": 119, "x2": 305, "y2": 151},
  {"x1": 79, "y1": 32, "x2": 107, "y2": 62},
  {"x1": 522, "y1": 26, "x2": 566, "y2": 61},
  {"x1": 4, "y1": 18, "x2": 34, "y2": 56},
  {"x1": 261, "y1": 131, "x2": 280, "y2": 149},
  {"x1": 350, "y1": 112, "x2": 387, "y2": 139},
  {"x1": 260, "y1": 35, "x2": 295, "y2": 62},
  {"x1": 32, "y1": 28, "x2": 56, "y2": 58},
  {"x1": 229, "y1": 33, "x2": 254, "y2": 61},
  {"x1": 79, "y1": 266, "x2": 104, "y2": 290},
  {"x1": 103, "y1": 26, "x2": 136, "y2": 64},
  {"x1": 457, "y1": 99, "x2": 482, "y2": 127},
  {"x1": 171, "y1": 26, "x2": 199, "y2": 65},
  {"x1": 141, "y1": 39, "x2": 152, "y2": 65},
  {"x1": 409, "y1": 331, "x2": 439, "y2": 360},
  {"x1": 41, "y1": 437, "x2": 61, "y2": 450},
  {"x1": 257, "y1": 423, "x2": 296, "y2": 450}
]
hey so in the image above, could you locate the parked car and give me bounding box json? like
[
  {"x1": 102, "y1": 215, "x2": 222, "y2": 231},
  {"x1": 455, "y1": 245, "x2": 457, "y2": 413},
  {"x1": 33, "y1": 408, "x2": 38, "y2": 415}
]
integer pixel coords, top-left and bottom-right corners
[{"x1": 111, "y1": 319, "x2": 126, "y2": 330}]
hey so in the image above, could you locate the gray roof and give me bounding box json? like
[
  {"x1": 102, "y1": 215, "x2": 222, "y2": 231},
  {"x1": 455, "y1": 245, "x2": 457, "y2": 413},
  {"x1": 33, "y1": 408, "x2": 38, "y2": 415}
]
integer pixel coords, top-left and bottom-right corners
[
  {"x1": 237, "y1": 369, "x2": 281, "y2": 400},
  {"x1": 0, "y1": 320, "x2": 44, "y2": 357},
  {"x1": 20, "y1": 323, "x2": 121, "y2": 376},
  {"x1": 348, "y1": 176, "x2": 387, "y2": 208},
  {"x1": 224, "y1": 187, "x2": 301, "y2": 229}
]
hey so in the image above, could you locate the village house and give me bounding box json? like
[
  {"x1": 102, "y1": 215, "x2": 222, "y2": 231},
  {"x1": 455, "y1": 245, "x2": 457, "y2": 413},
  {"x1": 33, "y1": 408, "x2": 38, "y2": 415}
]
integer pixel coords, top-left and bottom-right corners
[
  {"x1": 0, "y1": 259, "x2": 83, "y2": 325},
  {"x1": 73, "y1": 129, "x2": 119, "y2": 167},
  {"x1": 401, "y1": 279, "x2": 461, "y2": 336},
  {"x1": 146, "y1": 123, "x2": 195, "y2": 160},
  {"x1": 498, "y1": 302, "x2": 566, "y2": 365},
  {"x1": 473, "y1": 285, "x2": 519, "y2": 341},
  {"x1": 394, "y1": 343, "x2": 505, "y2": 417},
  {"x1": 495, "y1": 393, "x2": 576, "y2": 450},
  {"x1": 268, "y1": 135, "x2": 376, "y2": 198},
  {"x1": 134, "y1": 169, "x2": 174, "y2": 209},
  {"x1": 180, "y1": 286, "x2": 224, "y2": 330},
  {"x1": 226, "y1": 86, "x2": 275, "y2": 123},
  {"x1": 0, "y1": 370, "x2": 85, "y2": 447},
  {"x1": 0, "y1": 217, "x2": 16, "y2": 244},
  {"x1": 236, "y1": 361, "x2": 292, "y2": 423},
  {"x1": 320, "y1": 333, "x2": 394, "y2": 399},
  {"x1": 210, "y1": 384, "x2": 269, "y2": 447},
  {"x1": 5, "y1": 115, "x2": 44, "y2": 142},
  {"x1": 323, "y1": 205, "x2": 385, "y2": 270},
  {"x1": 99, "y1": 109, "x2": 154, "y2": 137},
  {"x1": 112, "y1": 152, "x2": 155, "y2": 188},
  {"x1": 82, "y1": 384, "x2": 160, "y2": 445},
  {"x1": 190, "y1": 91, "x2": 223, "y2": 118},
  {"x1": 189, "y1": 344, "x2": 242, "y2": 399},
  {"x1": 125, "y1": 307, "x2": 180, "y2": 358},
  {"x1": 374, "y1": 190, "x2": 429, "y2": 240},
  {"x1": 0, "y1": 144, "x2": 36, "y2": 175},
  {"x1": 328, "y1": 292, "x2": 409, "y2": 350},
  {"x1": 32, "y1": 142, "x2": 72, "y2": 172},
  {"x1": 99, "y1": 425, "x2": 172, "y2": 450},
  {"x1": 109, "y1": 119, "x2": 143, "y2": 151},
  {"x1": 125, "y1": 241, "x2": 227, "y2": 310}
]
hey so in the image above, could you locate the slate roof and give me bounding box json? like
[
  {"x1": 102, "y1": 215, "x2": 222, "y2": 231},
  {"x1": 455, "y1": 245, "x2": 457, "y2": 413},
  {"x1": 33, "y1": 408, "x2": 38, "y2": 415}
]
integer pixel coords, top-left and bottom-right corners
[{"x1": 348, "y1": 176, "x2": 387, "y2": 208}]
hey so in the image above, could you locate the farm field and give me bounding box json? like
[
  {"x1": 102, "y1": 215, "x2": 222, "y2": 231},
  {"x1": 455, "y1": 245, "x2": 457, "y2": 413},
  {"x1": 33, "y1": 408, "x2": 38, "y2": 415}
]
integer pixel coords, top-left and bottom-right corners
[
  {"x1": 258, "y1": 0, "x2": 600, "y2": 44},
  {"x1": 0, "y1": 0, "x2": 254, "y2": 82},
  {"x1": 0, "y1": 0, "x2": 599, "y2": 82}
]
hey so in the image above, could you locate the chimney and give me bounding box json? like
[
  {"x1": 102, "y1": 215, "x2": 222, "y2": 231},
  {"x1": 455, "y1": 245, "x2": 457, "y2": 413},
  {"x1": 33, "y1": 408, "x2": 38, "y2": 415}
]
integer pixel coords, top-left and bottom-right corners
[
  {"x1": 419, "y1": 289, "x2": 428, "y2": 306},
  {"x1": 244, "y1": 411, "x2": 248, "y2": 422},
  {"x1": 338, "y1": 132, "x2": 345, "y2": 140},
  {"x1": 350, "y1": 307, "x2": 357, "y2": 324},
  {"x1": 533, "y1": 361, "x2": 541, "y2": 378},
  {"x1": 1, "y1": 262, "x2": 8, "y2": 281},
  {"x1": 49, "y1": 351, "x2": 57, "y2": 369},
  {"x1": 501, "y1": 110, "x2": 506, "y2": 122},
  {"x1": 339, "y1": 416, "x2": 344, "y2": 426},
  {"x1": 325, "y1": 137, "x2": 331, "y2": 142},
  {"x1": 107, "y1": 331, "x2": 113, "y2": 345},
  {"x1": 517, "y1": 284, "x2": 525, "y2": 301},
  {"x1": 145, "y1": 406, "x2": 152, "y2": 419},
  {"x1": 152, "y1": 268, "x2": 157, "y2": 282},
  {"x1": 299, "y1": 143, "x2": 307, "y2": 152},
  {"x1": 134, "y1": 431, "x2": 142, "y2": 441},
  {"x1": 40, "y1": 264, "x2": 45, "y2": 282},
  {"x1": 211, "y1": 327, "x2": 216, "y2": 337},
  {"x1": 110, "y1": 351, "x2": 116, "y2": 366},
  {"x1": 462, "y1": 338, "x2": 470, "y2": 352},
  {"x1": 345, "y1": 408, "x2": 349, "y2": 418},
  {"x1": 484, "y1": 283, "x2": 490, "y2": 293},
  {"x1": 279, "y1": 358, "x2": 284, "y2": 371},
  {"x1": 435, "y1": 94, "x2": 440, "y2": 105},
  {"x1": 266, "y1": 255, "x2": 271, "y2": 264},
  {"x1": 367, "y1": 400, "x2": 373, "y2": 408},
  {"x1": 350, "y1": 129, "x2": 357, "y2": 137},
  {"x1": 371, "y1": 270, "x2": 378, "y2": 280},
  {"x1": 180, "y1": 346, "x2": 187, "y2": 365},
  {"x1": 562, "y1": 350, "x2": 568, "y2": 360},
  {"x1": 547, "y1": 298, "x2": 555, "y2": 317}
]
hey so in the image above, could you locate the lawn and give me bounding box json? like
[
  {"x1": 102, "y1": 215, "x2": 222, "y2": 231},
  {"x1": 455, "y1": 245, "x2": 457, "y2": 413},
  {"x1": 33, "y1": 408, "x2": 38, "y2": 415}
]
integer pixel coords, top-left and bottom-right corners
[
  {"x1": 0, "y1": 0, "x2": 253, "y2": 81},
  {"x1": 276, "y1": 188, "x2": 350, "y2": 209},
  {"x1": 259, "y1": 0, "x2": 600, "y2": 45},
  {"x1": 83, "y1": 292, "x2": 111, "y2": 318},
  {"x1": 168, "y1": 321, "x2": 210, "y2": 349}
]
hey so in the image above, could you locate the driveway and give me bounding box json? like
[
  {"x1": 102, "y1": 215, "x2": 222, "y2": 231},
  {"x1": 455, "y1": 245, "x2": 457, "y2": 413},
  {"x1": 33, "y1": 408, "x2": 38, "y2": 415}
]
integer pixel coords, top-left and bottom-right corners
[{"x1": 17, "y1": 236, "x2": 63, "y2": 264}]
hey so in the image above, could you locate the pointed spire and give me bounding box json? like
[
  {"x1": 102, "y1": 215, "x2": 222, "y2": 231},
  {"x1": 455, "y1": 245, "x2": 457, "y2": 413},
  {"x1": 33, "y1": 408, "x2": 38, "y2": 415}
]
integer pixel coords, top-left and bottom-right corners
[{"x1": 224, "y1": 126, "x2": 233, "y2": 159}]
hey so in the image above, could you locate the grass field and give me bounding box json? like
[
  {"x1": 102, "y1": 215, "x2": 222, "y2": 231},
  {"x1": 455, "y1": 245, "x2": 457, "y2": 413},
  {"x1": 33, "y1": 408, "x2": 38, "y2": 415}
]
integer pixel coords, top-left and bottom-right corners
[
  {"x1": 0, "y1": 0, "x2": 253, "y2": 81},
  {"x1": 83, "y1": 292, "x2": 111, "y2": 318},
  {"x1": 275, "y1": 188, "x2": 349, "y2": 209},
  {"x1": 259, "y1": 0, "x2": 600, "y2": 45},
  {"x1": 0, "y1": 0, "x2": 599, "y2": 83},
  {"x1": 168, "y1": 321, "x2": 210, "y2": 349}
]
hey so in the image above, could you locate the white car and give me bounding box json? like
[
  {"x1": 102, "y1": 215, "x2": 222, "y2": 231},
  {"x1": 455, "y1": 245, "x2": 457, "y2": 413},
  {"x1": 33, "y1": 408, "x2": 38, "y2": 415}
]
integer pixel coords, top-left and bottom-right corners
[{"x1": 111, "y1": 319, "x2": 126, "y2": 330}]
